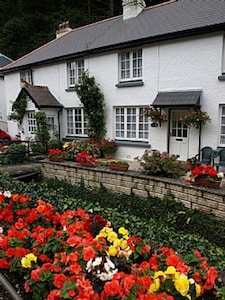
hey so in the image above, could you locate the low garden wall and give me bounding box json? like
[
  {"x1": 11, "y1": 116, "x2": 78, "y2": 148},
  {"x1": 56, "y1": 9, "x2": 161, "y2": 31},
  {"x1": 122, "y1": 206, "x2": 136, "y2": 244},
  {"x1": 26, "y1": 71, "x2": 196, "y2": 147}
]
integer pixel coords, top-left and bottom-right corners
[{"x1": 41, "y1": 160, "x2": 225, "y2": 221}]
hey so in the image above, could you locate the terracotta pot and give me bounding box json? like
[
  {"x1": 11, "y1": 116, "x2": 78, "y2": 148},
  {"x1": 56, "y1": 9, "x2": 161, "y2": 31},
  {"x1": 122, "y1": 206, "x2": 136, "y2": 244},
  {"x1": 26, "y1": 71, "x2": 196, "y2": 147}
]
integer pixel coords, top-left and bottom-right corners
[
  {"x1": 194, "y1": 176, "x2": 221, "y2": 189},
  {"x1": 186, "y1": 162, "x2": 195, "y2": 171},
  {"x1": 49, "y1": 156, "x2": 64, "y2": 162},
  {"x1": 104, "y1": 153, "x2": 114, "y2": 159},
  {"x1": 80, "y1": 161, "x2": 97, "y2": 168},
  {"x1": 108, "y1": 164, "x2": 129, "y2": 172}
]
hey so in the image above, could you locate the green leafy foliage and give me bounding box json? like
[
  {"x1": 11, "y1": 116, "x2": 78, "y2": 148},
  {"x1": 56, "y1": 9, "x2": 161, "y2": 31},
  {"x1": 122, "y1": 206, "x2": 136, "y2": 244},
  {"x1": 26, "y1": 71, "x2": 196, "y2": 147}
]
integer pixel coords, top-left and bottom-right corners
[
  {"x1": 75, "y1": 72, "x2": 106, "y2": 141},
  {"x1": 1, "y1": 174, "x2": 225, "y2": 271}
]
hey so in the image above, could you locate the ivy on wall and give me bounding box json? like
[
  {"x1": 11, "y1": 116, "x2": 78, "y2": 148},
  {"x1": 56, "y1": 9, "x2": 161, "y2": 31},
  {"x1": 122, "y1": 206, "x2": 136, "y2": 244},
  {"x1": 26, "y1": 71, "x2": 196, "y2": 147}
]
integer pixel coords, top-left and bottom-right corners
[
  {"x1": 8, "y1": 95, "x2": 27, "y2": 125},
  {"x1": 75, "y1": 72, "x2": 106, "y2": 142}
]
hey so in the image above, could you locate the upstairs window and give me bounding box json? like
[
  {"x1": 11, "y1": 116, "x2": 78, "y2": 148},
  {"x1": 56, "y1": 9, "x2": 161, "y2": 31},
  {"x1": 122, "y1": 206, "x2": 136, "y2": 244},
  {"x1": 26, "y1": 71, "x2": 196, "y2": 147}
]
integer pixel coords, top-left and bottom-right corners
[
  {"x1": 68, "y1": 59, "x2": 84, "y2": 88},
  {"x1": 66, "y1": 108, "x2": 88, "y2": 136},
  {"x1": 119, "y1": 49, "x2": 142, "y2": 82},
  {"x1": 115, "y1": 106, "x2": 149, "y2": 140},
  {"x1": 20, "y1": 70, "x2": 33, "y2": 85}
]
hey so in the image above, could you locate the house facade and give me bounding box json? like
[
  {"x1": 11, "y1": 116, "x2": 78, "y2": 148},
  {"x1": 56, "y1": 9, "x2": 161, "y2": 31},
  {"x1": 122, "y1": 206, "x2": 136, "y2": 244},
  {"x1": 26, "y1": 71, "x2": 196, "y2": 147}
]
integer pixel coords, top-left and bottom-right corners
[
  {"x1": 0, "y1": 53, "x2": 13, "y2": 132},
  {"x1": 2, "y1": 0, "x2": 225, "y2": 161}
]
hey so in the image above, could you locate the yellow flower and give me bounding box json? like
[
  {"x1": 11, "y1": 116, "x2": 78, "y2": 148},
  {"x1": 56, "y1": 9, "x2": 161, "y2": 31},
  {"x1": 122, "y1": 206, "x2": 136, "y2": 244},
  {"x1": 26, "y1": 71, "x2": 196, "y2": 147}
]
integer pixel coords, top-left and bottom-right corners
[
  {"x1": 108, "y1": 245, "x2": 118, "y2": 257},
  {"x1": 118, "y1": 227, "x2": 128, "y2": 236},
  {"x1": 107, "y1": 231, "x2": 118, "y2": 243},
  {"x1": 21, "y1": 253, "x2": 37, "y2": 269},
  {"x1": 63, "y1": 142, "x2": 69, "y2": 149},
  {"x1": 148, "y1": 278, "x2": 160, "y2": 293},
  {"x1": 174, "y1": 274, "x2": 189, "y2": 297},
  {"x1": 195, "y1": 283, "x2": 201, "y2": 296},
  {"x1": 154, "y1": 270, "x2": 165, "y2": 280},
  {"x1": 164, "y1": 266, "x2": 176, "y2": 278},
  {"x1": 120, "y1": 239, "x2": 128, "y2": 250},
  {"x1": 113, "y1": 238, "x2": 121, "y2": 247}
]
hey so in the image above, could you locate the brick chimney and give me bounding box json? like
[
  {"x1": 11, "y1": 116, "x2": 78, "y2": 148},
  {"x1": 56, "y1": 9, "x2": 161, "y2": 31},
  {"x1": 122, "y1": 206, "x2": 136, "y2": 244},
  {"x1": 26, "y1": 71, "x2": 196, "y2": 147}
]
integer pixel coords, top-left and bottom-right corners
[
  {"x1": 56, "y1": 21, "x2": 72, "y2": 38},
  {"x1": 122, "y1": 0, "x2": 146, "y2": 20}
]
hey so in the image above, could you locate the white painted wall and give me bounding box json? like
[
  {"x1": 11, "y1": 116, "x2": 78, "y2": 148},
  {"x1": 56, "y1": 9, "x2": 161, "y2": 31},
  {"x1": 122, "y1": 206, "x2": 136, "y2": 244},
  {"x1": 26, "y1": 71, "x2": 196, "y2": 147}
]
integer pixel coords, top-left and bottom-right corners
[
  {"x1": 0, "y1": 76, "x2": 8, "y2": 131},
  {"x1": 4, "y1": 32, "x2": 225, "y2": 160}
]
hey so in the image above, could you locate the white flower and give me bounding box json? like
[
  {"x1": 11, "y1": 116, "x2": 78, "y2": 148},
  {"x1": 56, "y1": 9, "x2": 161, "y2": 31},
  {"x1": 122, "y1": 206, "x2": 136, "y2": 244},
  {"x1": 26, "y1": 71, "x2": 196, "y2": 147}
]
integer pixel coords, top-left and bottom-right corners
[
  {"x1": 3, "y1": 191, "x2": 11, "y2": 198},
  {"x1": 0, "y1": 227, "x2": 3, "y2": 234},
  {"x1": 217, "y1": 172, "x2": 224, "y2": 179}
]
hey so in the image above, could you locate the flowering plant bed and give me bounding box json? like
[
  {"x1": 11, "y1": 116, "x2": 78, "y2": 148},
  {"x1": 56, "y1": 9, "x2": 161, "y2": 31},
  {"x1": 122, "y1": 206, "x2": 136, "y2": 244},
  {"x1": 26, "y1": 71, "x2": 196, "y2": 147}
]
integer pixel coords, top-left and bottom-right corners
[
  {"x1": 48, "y1": 148, "x2": 66, "y2": 161},
  {"x1": 100, "y1": 138, "x2": 118, "y2": 156},
  {"x1": 0, "y1": 191, "x2": 222, "y2": 299},
  {"x1": 76, "y1": 150, "x2": 98, "y2": 167}
]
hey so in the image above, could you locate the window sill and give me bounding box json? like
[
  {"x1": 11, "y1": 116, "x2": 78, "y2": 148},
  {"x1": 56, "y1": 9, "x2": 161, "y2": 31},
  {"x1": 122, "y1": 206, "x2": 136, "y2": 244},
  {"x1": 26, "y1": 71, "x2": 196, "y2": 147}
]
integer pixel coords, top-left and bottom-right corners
[
  {"x1": 62, "y1": 136, "x2": 88, "y2": 142},
  {"x1": 115, "y1": 140, "x2": 150, "y2": 148},
  {"x1": 115, "y1": 80, "x2": 144, "y2": 88},
  {"x1": 65, "y1": 87, "x2": 76, "y2": 92},
  {"x1": 218, "y1": 74, "x2": 225, "y2": 81}
]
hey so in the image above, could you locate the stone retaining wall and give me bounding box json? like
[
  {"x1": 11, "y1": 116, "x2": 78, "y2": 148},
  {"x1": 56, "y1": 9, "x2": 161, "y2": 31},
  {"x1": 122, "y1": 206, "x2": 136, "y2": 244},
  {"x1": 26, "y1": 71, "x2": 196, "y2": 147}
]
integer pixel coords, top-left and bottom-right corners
[{"x1": 41, "y1": 160, "x2": 225, "y2": 221}]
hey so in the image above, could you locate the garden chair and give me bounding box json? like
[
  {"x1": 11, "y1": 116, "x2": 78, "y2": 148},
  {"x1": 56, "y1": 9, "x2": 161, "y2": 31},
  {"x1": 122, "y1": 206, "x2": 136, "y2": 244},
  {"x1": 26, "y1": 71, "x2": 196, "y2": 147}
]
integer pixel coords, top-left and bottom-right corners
[
  {"x1": 213, "y1": 149, "x2": 225, "y2": 171},
  {"x1": 196, "y1": 146, "x2": 214, "y2": 165}
]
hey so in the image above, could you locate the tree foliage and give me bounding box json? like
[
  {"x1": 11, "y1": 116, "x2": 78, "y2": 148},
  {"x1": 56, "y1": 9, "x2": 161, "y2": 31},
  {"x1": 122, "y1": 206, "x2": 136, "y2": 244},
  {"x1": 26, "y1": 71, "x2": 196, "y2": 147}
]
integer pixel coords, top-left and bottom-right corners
[{"x1": 0, "y1": 0, "x2": 168, "y2": 60}]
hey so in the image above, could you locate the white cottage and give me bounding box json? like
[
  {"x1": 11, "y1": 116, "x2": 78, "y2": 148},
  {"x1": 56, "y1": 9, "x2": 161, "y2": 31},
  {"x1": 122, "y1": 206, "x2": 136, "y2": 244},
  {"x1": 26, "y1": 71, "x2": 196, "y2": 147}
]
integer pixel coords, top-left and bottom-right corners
[
  {"x1": 2, "y1": 0, "x2": 225, "y2": 161},
  {"x1": 0, "y1": 53, "x2": 13, "y2": 132}
]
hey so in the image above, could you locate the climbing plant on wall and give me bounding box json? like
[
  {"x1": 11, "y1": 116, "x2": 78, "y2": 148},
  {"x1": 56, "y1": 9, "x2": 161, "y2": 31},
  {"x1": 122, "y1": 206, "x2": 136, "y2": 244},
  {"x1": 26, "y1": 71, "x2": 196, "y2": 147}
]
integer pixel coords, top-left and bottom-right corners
[
  {"x1": 75, "y1": 71, "x2": 106, "y2": 142},
  {"x1": 8, "y1": 95, "x2": 27, "y2": 125}
]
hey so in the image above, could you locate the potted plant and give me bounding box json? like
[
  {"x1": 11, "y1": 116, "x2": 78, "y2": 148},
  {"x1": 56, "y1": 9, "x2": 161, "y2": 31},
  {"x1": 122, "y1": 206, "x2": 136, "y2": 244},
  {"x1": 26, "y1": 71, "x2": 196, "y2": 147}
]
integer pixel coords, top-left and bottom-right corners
[
  {"x1": 107, "y1": 159, "x2": 129, "y2": 171},
  {"x1": 48, "y1": 148, "x2": 66, "y2": 162},
  {"x1": 100, "y1": 138, "x2": 118, "y2": 159},
  {"x1": 143, "y1": 106, "x2": 167, "y2": 126},
  {"x1": 188, "y1": 164, "x2": 224, "y2": 188},
  {"x1": 179, "y1": 110, "x2": 211, "y2": 128},
  {"x1": 186, "y1": 156, "x2": 197, "y2": 171},
  {"x1": 76, "y1": 150, "x2": 98, "y2": 167}
]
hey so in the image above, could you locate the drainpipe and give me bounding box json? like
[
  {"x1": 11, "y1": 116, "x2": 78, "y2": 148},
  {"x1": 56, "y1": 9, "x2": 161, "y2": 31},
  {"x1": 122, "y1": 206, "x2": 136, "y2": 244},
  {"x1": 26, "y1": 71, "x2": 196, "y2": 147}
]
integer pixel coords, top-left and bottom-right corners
[{"x1": 0, "y1": 272, "x2": 23, "y2": 300}]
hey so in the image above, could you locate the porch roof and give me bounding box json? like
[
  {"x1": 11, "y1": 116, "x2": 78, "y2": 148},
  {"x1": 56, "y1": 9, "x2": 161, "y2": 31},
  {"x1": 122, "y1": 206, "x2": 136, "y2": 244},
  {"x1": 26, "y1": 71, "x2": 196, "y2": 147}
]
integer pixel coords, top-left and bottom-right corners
[
  {"x1": 16, "y1": 85, "x2": 63, "y2": 109},
  {"x1": 151, "y1": 91, "x2": 202, "y2": 108}
]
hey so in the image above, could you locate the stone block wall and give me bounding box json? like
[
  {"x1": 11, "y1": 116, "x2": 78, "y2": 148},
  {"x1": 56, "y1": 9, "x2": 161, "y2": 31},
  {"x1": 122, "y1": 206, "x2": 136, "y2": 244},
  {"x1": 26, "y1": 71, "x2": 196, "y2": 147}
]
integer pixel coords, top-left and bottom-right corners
[{"x1": 41, "y1": 160, "x2": 225, "y2": 221}]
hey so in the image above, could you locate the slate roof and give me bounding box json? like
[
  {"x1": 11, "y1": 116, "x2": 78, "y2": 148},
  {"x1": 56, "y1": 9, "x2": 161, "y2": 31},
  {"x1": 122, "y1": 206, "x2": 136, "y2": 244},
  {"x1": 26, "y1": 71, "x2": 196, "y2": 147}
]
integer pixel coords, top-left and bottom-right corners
[
  {"x1": 0, "y1": 53, "x2": 12, "y2": 68},
  {"x1": 16, "y1": 85, "x2": 63, "y2": 109},
  {"x1": 3, "y1": 0, "x2": 225, "y2": 72},
  {"x1": 152, "y1": 91, "x2": 202, "y2": 107}
]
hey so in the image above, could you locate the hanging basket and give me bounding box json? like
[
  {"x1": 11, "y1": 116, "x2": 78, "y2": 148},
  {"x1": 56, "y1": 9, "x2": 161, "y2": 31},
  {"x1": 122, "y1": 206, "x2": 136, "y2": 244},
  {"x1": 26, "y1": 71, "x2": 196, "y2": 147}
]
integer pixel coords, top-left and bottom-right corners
[{"x1": 194, "y1": 176, "x2": 221, "y2": 189}]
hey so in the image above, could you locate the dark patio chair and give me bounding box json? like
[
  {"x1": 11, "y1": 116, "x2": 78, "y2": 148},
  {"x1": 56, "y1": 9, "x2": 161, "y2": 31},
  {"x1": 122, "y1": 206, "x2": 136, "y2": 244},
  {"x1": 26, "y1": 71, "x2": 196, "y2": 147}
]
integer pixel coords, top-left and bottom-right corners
[
  {"x1": 196, "y1": 146, "x2": 214, "y2": 165},
  {"x1": 213, "y1": 149, "x2": 225, "y2": 171}
]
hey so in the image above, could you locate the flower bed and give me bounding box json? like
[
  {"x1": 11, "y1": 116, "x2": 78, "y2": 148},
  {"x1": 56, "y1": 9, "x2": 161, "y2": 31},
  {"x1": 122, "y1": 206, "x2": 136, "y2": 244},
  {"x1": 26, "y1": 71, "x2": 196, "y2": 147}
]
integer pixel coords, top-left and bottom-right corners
[{"x1": 0, "y1": 191, "x2": 223, "y2": 299}]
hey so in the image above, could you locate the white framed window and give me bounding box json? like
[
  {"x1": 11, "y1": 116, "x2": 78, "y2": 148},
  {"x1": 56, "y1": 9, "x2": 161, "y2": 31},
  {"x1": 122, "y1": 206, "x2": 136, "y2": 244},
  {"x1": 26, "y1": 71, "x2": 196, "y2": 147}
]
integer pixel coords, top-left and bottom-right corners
[
  {"x1": 66, "y1": 108, "x2": 88, "y2": 136},
  {"x1": 27, "y1": 112, "x2": 36, "y2": 134},
  {"x1": 47, "y1": 116, "x2": 55, "y2": 131},
  {"x1": 20, "y1": 70, "x2": 33, "y2": 85},
  {"x1": 119, "y1": 49, "x2": 142, "y2": 81},
  {"x1": 68, "y1": 59, "x2": 84, "y2": 87},
  {"x1": 219, "y1": 106, "x2": 225, "y2": 144},
  {"x1": 115, "y1": 107, "x2": 149, "y2": 140}
]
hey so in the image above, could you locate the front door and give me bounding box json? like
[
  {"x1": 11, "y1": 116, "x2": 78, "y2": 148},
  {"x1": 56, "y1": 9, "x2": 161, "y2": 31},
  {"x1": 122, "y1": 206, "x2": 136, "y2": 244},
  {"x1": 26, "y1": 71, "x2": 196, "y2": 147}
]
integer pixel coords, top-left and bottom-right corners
[{"x1": 169, "y1": 110, "x2": 189, "y2": 160}]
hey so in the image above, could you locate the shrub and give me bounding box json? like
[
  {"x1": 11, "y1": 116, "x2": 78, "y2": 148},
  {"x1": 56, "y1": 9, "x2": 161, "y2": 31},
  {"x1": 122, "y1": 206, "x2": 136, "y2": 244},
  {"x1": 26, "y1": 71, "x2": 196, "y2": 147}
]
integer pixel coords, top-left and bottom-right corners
[
  {"x1": 135, "y1": 149, "x2": 187, "y2": 178},
  {"x1": 0, "y1": 143, "x2": 27, "y2": 164}
]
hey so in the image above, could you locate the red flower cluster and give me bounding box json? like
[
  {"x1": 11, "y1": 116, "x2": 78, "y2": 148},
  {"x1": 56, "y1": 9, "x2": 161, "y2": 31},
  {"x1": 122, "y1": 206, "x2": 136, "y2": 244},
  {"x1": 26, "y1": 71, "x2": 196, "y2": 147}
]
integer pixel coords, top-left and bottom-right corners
[
  {"x1": 48, "y1": 148, "x2": 66, "y2": 157},
  {"x1": 76, "y1": 150, "x2": 98, "y2": 166},
  {"x1": 191, "y1": 164, "x2": 218, "y2": 179},
  {"x1": 0, "y1": 191, "x2": 221, "y2": 300}
]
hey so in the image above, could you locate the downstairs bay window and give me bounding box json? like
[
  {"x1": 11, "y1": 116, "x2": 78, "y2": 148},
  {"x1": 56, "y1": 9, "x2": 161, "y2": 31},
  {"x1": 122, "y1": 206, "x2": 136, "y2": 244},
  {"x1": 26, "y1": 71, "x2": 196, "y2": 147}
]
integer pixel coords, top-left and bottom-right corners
[{"x1": 115, "y1": 107, "x2": 149, "y2": 141}]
